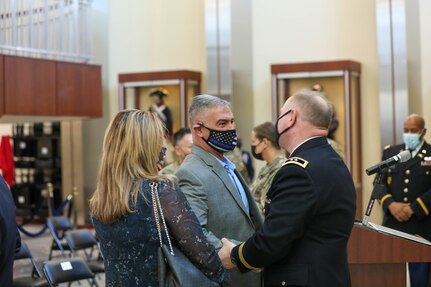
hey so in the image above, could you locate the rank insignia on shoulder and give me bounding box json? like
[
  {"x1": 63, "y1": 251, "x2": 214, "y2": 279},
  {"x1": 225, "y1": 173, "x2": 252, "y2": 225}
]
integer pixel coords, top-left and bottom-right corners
[
  {"x1": 384, "y1": 145, "x2": 391, "y2": 150},
  {"x1": 282, "y1": 157, "x2": 309, "y2": 169}
]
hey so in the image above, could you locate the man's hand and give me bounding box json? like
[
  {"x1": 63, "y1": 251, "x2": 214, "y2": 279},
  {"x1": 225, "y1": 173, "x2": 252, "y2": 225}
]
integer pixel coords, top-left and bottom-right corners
[
  {"x1": 218, "y1": 238, "x2": 237, "y2": 269},
  {"x1": 388, "y1": 202, "x2": 413, "y2": 222},
  {"x1": 403, "y1": 204, "x2": 414, "y2": 218}
]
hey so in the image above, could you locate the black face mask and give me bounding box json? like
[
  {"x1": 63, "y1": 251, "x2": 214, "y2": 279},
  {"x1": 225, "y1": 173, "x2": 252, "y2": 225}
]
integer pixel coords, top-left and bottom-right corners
[
  {"x1": 251, "y1": 143, "x2": 264, "y2": 161},
  {"x1": 200, "y1": 124, "x2": 237, "y2": 153},
  {"x1": 275, "y1": 109, "x2": 292, "y2": 145}
]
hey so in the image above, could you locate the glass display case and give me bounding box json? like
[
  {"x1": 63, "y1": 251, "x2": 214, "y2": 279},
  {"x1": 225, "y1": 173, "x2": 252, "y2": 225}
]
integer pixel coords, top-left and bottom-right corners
[
  {"x1": 271, "y1": 60, "x2": 362, "y2": 217},
  {"x1": 118, "y1": 70, "x2": 201, "y2": 133}
]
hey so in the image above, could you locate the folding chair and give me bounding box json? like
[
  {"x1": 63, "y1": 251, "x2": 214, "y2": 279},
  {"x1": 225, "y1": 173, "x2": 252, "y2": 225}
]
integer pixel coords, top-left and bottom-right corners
[
  {"x1": 42, "y1": 257, "x2": 98, "y2": 287},
  {"x1": 13, "y1": 241, "x2": 49, "y2": 287},
  {"x1": 65, "y1": 229, "x2": 105, "y2": 276},
  {"x1": 46, "y1": 216, "x2": 74, "y2": 259}
]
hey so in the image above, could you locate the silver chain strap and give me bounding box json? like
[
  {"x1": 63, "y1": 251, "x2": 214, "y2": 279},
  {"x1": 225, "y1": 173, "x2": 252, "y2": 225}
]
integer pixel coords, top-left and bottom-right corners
[{"x1": 150, "y1": 182, "x2": 175, "y2": 255}]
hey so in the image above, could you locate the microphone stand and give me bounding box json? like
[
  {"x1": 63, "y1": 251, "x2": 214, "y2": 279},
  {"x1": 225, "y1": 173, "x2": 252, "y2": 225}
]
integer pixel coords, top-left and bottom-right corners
[{"x1": 362, "y1": 170, "x2": 388, "y2": 226}]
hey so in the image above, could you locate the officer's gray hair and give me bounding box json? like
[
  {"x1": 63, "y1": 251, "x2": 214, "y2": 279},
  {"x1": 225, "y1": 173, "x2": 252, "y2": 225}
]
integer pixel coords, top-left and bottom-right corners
[
  {"x1": 188, "y1": 95, "x2": 231, "y2": 125},
  {"x1": 290, "y1": 89, "x2": 333, "y2": 129}
]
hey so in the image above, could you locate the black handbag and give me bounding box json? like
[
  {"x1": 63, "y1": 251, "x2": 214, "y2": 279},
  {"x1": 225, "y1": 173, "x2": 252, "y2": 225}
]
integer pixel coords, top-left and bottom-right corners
[{"x1": 150, "y1": 182, "x2": 220, "y2": 287}]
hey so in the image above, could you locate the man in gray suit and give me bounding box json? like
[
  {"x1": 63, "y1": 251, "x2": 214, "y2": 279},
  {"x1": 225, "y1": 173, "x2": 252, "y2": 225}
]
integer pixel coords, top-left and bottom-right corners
[{"x1": 176, "y1": 95, "x2": 262, "y2": 287}]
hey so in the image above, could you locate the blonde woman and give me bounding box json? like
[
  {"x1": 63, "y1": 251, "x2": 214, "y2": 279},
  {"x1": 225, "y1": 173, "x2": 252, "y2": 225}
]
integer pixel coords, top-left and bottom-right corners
[{"x1": 89, "y1": 110, "x2": 225, "y2": 287}]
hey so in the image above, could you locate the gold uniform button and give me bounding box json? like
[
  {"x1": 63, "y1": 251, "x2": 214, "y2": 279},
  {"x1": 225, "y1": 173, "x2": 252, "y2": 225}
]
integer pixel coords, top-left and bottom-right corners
[
  {"x1": 404, "y1": 188, "x2": 408, "y2": 193},
  {"x1": 282, "y1": 282, "x2": 286, "y2": 286},
  {"x1": 406, "y1": 170, "x2": 410, "y2": 175},
  {"x1": 427, "y1": 171, "x2": 430, "y2": 175},
  {"x1": 404, "y1": 179, "x2": 409, "y2": 184},
  {"x1": 403, "y1": 197, "x2": 408, "y2": 202}
]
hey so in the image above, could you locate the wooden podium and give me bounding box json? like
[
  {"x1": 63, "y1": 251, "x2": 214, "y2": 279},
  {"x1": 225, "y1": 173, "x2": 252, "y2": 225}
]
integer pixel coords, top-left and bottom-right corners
[{"x1": 348, "y1": 224, "x2": 431, "y2": 286}]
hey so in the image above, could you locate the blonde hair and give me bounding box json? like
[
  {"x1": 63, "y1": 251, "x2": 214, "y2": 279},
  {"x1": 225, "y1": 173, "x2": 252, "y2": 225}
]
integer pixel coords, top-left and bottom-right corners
[{"x1": 89, "y1": 109, "x2": 174, "y2": 224}]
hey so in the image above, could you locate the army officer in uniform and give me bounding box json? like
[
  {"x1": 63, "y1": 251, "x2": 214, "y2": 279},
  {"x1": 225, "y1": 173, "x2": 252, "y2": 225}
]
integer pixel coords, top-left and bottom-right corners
[
  {"x1": 380, "y1": 114, "x2": 431, "y2": 287},
  {"x1": 218, "y1": 90, "x2": 357, "y2": 287}
]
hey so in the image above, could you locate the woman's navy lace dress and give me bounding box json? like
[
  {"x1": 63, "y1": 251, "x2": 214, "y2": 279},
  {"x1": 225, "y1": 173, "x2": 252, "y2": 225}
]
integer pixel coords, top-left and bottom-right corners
[{"x1": 91, "y1": 179, "x2": 226, "y2": 287}]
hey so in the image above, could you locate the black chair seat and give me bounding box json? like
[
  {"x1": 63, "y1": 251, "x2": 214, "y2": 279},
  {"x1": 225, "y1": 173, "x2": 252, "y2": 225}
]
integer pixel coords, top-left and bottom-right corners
[
  {"x1": 13, "y1": 277, "x2": 49, "y2": 287},
  {"x1": 66, "y1": 229, "x2": 97, "y2": 250},
  {"x1": 50, "y1": 242, "x2": 70, "y2": 250},
  {"x1": 65, "y1": 229, "x2": 105, "y2": 277},
  {"x1": 42, "y1": 257, "x2": 97, "y2": 286}
]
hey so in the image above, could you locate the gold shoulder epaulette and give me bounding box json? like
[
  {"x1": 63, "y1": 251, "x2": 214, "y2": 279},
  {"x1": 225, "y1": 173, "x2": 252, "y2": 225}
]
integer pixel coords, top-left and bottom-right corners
[
  {"x1": 281, "y1": 157, "x2": 309, "y2": 169},
  {"x1": 384, "y1": 145, "x2": 391, "y2": 150}
]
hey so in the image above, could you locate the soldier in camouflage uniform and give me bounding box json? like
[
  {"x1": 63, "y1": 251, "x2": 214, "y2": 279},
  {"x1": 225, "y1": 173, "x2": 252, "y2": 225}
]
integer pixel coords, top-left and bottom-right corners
[
  {"x1": 160, "y1": 128, "x2": 192, "y2": 175},
  {"x1": 249, "y1": 122, "x2": 286, "y2": 213}
]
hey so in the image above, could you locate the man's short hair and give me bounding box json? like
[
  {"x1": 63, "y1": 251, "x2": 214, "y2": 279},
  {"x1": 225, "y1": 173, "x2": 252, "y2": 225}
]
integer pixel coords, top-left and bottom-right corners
[
  {"x1": 291, "y1": 89, "x2": 333, "y2": 129},
  {"x1": 173, "y1": 128, "x2": 191, "y2": 146},
  {"x1": 188, "y1": 95, "x2": 231, "y2": 125}
]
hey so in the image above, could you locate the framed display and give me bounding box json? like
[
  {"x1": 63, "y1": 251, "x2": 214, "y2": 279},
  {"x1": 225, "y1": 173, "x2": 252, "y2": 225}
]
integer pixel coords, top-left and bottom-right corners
[
  {"x1": 118, "y1": 70, "x2": 201, "y2": 134},
  {"x1": 271, "y1": 60, "x2": 362, "y2": 217}
]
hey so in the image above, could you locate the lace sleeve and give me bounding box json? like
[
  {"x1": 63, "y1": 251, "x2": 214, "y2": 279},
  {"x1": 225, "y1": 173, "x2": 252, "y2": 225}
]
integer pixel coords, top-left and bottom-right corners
[{"x1": 159, "y1": 181, "x2": 226, "y2": 284}]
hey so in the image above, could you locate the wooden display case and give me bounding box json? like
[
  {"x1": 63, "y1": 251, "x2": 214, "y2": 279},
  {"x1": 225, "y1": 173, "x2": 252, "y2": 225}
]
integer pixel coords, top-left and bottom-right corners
[
  {"x1": 271, "y1": 60, "x2": 362, "y2": 216},
  {"x1": 118, "y1": 70, "x2": 201, "y2": 133}
]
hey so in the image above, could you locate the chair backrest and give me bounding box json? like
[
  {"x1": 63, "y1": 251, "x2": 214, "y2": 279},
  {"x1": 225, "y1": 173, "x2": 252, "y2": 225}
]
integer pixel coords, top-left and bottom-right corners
[
  {"x1": 65, "y1": 229, "x2": 98, "y2": 251},
  {"x1": 47, "y1": 216, "x2": 74, "y2": 255},
  {"x1": 14, "y1": 240, "x2": 44, "y2": 278},
  {"x1": 42, "y1": 257, "x2": 95, "y2": 286},
  {"x1": 47, "y1": 216, "x2": 74, "y2": 235}
]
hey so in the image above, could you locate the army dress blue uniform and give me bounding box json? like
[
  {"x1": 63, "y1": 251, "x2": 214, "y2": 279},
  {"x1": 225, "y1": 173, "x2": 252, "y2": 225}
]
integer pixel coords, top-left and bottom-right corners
[
  {"x1": 230, "y1": 136, "x2": 357, "y2": 287},
  {"x1": 380, "y1": 142, "x2": 431, "y2": 240},
  {"x1": 380, "y1": 142, "x2": 431, "y2": 287}
]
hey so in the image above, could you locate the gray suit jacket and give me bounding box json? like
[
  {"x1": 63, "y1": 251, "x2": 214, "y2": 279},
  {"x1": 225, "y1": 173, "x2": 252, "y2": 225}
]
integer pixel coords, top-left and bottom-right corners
[{"x1": 176, "y1": 145, "x2": 262, "y2": 287}]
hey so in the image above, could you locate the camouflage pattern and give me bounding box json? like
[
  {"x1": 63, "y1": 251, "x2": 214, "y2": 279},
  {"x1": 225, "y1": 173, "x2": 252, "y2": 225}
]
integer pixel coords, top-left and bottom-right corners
[
  {"x1": 251, "y1": 154, "x2": 286, "y2": 214},
  {"x1": 160, "y1": 161, "x2": 180, "y2": 175}
]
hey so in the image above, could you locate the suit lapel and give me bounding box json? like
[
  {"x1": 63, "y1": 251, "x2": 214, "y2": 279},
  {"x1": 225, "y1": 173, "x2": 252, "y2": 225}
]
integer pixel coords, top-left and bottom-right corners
[
  {"x1": 192, "y1": 145, "x2": 253, "y2": 223},
  {"x1": 211, "y1": 163, "x2": 251, "y2": 220},
  {"x1": 192, "y1": 145, "x2": 253, "y2": 222}
]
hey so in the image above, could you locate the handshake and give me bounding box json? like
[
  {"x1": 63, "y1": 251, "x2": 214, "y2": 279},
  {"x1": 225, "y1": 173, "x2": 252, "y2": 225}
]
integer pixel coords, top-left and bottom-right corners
[{"x1": 217, "y1": 238, "x2": 263, "y2": 272}]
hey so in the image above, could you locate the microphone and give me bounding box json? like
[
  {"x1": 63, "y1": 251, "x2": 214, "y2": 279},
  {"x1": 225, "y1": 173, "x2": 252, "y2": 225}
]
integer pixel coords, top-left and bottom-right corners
[{"x1": 366, "y1": 150, "x2": 411, "y2": 175}]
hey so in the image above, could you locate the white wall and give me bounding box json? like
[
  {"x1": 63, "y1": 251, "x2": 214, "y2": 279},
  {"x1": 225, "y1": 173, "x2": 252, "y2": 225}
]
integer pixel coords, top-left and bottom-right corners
[
  {"x1": 250, "y1": 0, "x2": 382, "y2": 221},
  {"x1": 107, "y1": 0, "x2": 207, "y2": 116}
]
